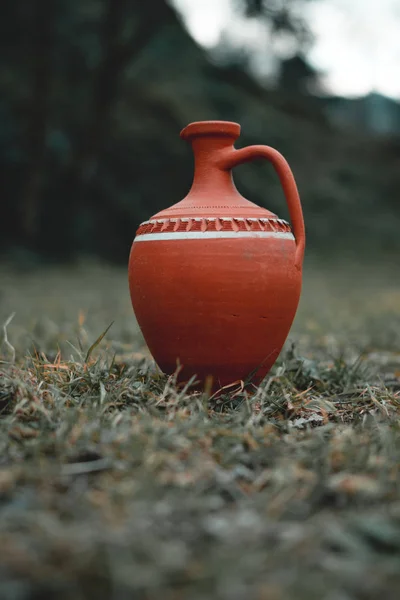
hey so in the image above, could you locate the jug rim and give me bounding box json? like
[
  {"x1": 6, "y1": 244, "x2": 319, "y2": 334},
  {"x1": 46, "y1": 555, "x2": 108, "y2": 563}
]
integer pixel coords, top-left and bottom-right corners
[{"x1": 180, "y1": 120, "x2": 241, "y2": 141}]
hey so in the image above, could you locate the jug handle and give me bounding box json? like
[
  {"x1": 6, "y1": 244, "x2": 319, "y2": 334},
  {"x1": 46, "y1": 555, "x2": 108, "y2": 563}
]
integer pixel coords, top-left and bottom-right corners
[{"x1": 218, "y1": 145, "x2": 305, "y2": 270}]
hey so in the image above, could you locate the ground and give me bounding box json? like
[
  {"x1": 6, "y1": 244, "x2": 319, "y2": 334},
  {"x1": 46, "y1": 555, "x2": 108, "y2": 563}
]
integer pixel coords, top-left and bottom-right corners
[{"x1": 0, "y1": 259, "x2": 400, "y2": 600}]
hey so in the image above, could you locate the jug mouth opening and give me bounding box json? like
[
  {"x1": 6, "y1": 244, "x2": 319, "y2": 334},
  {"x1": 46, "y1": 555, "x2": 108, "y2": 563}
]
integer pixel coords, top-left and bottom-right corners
[{"x1": 180, "y1": 120, "x2": 241, "y2": 142}]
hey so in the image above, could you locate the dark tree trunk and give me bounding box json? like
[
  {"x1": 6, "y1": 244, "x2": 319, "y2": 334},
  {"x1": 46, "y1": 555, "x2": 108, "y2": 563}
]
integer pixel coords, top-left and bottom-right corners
[
  {"x1": 20, "y1": 0, "x2": 54, "y2": 244},
  {"x1": 53, "y1": 0, "x2": 169, "y2": 259},
  {"x1": 76, "y1": 0, "x2": 168, "y2": 184}
]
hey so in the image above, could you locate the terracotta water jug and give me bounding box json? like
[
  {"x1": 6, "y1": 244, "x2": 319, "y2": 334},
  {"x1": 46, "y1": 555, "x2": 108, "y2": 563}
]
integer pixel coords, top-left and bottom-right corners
[{"x1": 128, "y1": 121, "x2": 305, "y2": 390}]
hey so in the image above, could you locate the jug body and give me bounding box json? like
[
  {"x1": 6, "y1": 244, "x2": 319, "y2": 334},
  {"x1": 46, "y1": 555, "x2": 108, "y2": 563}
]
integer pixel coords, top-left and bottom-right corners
[{"x1": 128, "y1": 121, "x2": 305, "y2": 390}]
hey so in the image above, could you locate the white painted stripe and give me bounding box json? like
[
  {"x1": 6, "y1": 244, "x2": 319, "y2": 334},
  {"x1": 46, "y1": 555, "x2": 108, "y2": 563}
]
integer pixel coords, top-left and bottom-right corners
[{"x1": 134, "y1": 231, "x2": 294, "y2": 242}]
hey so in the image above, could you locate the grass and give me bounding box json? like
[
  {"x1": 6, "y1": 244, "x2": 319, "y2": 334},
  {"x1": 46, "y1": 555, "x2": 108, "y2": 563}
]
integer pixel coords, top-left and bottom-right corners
[{"x1": 1, "y1": 259, "x2": 400, "y2": 599}]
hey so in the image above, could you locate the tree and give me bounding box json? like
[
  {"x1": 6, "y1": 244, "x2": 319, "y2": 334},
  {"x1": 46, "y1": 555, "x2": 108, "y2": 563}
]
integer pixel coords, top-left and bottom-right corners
[
  {"x1": 278, "y1": 52, "x2": 320, "y2": 94},
  {"x1": 20, "y1": 0, "x2": 54, "y2": 243},
  {"x1": 236, "y1": 0, "x2": 313, "y2": 51}
]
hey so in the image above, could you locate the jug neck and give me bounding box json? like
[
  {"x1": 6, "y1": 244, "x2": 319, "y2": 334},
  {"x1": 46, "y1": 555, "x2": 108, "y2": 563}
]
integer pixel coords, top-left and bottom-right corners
[
  {"x1": 150, "y1": 121, "x2": 279, "y2": 221},
  {"x1": 189, "y1": 136, "x2": 238, "y2": 196},
  {"x1": 180, "y1": 121, "x2": 241, "y2": 201}
]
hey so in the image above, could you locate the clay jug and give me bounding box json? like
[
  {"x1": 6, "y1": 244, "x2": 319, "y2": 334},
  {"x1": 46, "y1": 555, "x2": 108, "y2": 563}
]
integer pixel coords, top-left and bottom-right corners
[{"x1": 128, "y1": 121, "x2": 305, "y2": 390}]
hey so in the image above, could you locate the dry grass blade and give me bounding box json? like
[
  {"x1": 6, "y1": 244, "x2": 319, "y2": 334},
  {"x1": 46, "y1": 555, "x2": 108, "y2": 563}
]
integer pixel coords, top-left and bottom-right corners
[
  {"x1": 1, "y1": 312, "x2": 16, "y2": 363},
  {"x1": 85, "y1": 321, "x2": 114, "y2": 363}
]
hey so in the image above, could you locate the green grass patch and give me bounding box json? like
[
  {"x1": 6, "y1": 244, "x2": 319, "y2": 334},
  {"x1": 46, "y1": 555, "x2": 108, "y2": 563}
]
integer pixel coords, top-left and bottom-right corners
[{"x1": 1, "y1": 262, "x2": 400, "y2": 599}]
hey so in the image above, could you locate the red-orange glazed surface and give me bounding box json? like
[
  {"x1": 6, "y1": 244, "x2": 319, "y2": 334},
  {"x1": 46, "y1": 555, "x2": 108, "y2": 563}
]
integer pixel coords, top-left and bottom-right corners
[{"x1": 128, "y1": 120, "x2": 305, "y2": 391}]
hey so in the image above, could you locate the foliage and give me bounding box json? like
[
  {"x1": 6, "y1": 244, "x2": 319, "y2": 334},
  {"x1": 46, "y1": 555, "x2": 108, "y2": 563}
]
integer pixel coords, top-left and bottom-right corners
[
  {"x1": 240, "y1": 0, "x2": 314, "y2": 49},
  {"x1": 0, "y1": 0, "x2": 399, "y2": 263}
]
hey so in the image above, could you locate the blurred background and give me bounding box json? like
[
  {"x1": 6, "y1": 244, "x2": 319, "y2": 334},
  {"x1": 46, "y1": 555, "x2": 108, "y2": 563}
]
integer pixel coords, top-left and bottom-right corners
[{"x1": 1, "y1": 0, "x2": 400, "y2": 267}]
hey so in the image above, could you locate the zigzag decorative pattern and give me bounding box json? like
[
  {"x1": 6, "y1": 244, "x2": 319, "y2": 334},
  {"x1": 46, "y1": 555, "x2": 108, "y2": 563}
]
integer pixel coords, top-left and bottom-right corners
[{"x1": 136, "y1": 217, "x2": 291, "y2": 236}]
